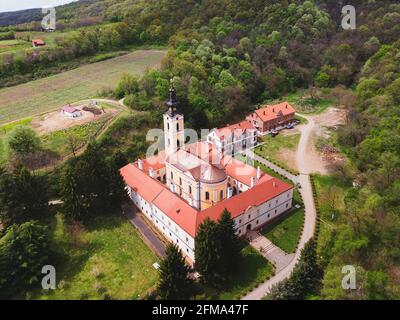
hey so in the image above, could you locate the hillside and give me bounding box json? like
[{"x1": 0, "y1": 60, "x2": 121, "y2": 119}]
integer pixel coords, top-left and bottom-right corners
[{"x1": 0, "y1": 0, "x2": 399, "y2": 300}]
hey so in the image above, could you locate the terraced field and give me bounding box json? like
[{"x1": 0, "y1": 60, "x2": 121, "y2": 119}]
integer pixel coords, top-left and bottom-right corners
[{"x1": 0, "y1": 49, "x2": 166, "y2": 125}]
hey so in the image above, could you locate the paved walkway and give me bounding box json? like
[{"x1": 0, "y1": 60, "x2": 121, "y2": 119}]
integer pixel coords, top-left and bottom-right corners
[
  {"x1": 242, "y1": 114, "x2": 317, "y2": 300},
  {"x1": 122, "y1": 204, "x2": 166, "y2": 258},
  {"x1": 247, "y1": 231, "x2": 294, "y2": 272}
]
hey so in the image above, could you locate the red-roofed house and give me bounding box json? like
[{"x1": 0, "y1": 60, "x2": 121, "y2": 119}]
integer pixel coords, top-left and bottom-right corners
[
  {"x1": 246, "y1": 102, "x2": 296, "y2": 133},
  {"x1": 32, "y1": 39, "x2": 45, "y2": 47},
  {"x1": 207, "y1": 120, "x2": 257, "y2": 156},
  {"x1": 61, "y1": 105, "x2": 82, "y2": 118},
  {"x1": 119, "y1": 85, "x2": 294, "y2": 263}
]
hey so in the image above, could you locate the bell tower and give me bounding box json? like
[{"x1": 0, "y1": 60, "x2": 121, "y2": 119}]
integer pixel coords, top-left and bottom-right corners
[{"x1": 163, "y1": 80, "x2": 184, "y2": 157}]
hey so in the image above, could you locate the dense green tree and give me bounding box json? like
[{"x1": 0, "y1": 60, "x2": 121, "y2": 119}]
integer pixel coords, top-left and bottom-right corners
[
  {"x1": 6, "y1": 126, "x2": 41, "y2": 156},
  {"x1": 217, "y1": 210, "x2": 241, "y2": 272},
  {"x1": 60, "y1": 143, "x2": 125, "y2": 219},
  {"x1": 0, "y1": 165, "x2": 48, "y2": 226},
  {"x1": 0, "y1": 221, "x2": 52, "y2": 299},
  {"x1": 266, "y1": 240, "x2": 321, "y2": 300},
  {"x1": 157, "y1": 244, "x2": 194, "y2": 300},
  {"x1": 194, "y1": 218, "x2": 224, "y2": 286}
]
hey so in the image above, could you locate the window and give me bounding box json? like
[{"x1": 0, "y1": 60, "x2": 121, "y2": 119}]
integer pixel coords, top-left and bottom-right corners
[
  {"x1": 267, "y1": 214, "x2": 270, "y2": 218},
  {"x1": 189, "y1": 186, "x2": 192, "y2": 194},
  {"x1": 286, "y1": 203, "x2": 289, "y2": 208},
  {"x1": 179, "y1": 178, "x2": 182, "y2": 185},
  {"x1": 248, "y1": 214, "x2": 251, "y2": 219},
  {"x1": 205, "y1": 192, "x2": 210, "y2": 200},
  {"x1": 168, "y1": 138, "x2": 170, "y2": 147},
  {"x1": 239, "y1": 219, "x2": 242, "y2": 223},
  {"x1": 276, "y1": 199, "x2": 278, "y2": 204},
  {"x1": 177, "y1": 139, "x2": 180, "y2": 147},
  {"x1": 176, "y1": 123, "x2": 179, "y2": 131},
  {"x1": 238, "y1": 230, "x2": 242, "y2": 234},
  {"x1": 170, "y1": 172, "x2": 173, "y2": 179},
  {"x1": 186, "y1": 237, "x2": 189, "y2": 242},
  {"x1": 275, "y1": 209, "x2": 277, "y2": 214},
  {"x1": 186, "y1": 248, "x2": 189, "y2": 253},
  {"x1": 220, "y1": 190, "x2": 223, "y2": 200},
  {"x1": 256, "y1": 220, "x2": 259, "y2": 224},
  {"x1": 167, "y1": 123, "x2": 170, "y2": 130}
]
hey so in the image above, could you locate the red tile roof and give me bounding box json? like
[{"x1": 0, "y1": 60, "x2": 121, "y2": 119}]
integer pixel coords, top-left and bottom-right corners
[
  {"x1": 120, "y1": 156, "x2": 293, "y2": 238},
  {"x1": 140, "y1": 152, "x2": 166, "y2": 173},
  {"x1": 61, "y1": 106, "x2": 79, "y2": 113},
  {"x1": 120, "y1": 164, "x2": 164, "y2": 203},
  {"x1": 120, "y1": 163, "x2": 198, "y2": 237},
  {"x1": 254, "y1": 102, "x2": 295, "y2": 122},
  {"x1": 196, "y1": 178, "x2": 293, "y2": 228},
  {"x1": 215, "y1": 120, "x2": 255, "y2": 140},
  {"x1": 32, "y1": 39, "x2": 45, "y2": 45},
  {"x1": 152, "y1": 189, "x2": 198, "y2": 237},
  {"x1": 222, "y1": 155, "x2": 272, "y2": 187}
]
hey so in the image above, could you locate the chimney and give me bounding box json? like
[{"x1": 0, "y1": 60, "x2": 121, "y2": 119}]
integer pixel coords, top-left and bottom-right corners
[
  {"x1": 257, "y1": 166, "x2": 261, "y2": 180},
  {"x1": 149, "y1": 167, "x2": 155, "y2": 178},
  {"x1": 263, "y1": 111, "x2": 266, "y2": 115},
  {"x1": 138, "y1": 159, "x2": 143, "y2": 170},
  {"x1": 273, "y1": 108, "x2": 275, "y2": 113},
  {"x1": 273, "y1": 181, "x2": 277, "y2": 188},
  {"x1": 251, "y1": 176, "x2": 255, "y2": 188}
]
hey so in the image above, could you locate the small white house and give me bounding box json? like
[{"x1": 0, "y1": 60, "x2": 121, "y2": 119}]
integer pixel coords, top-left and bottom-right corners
[{"x1": 61, "y1": 106, "x2": 82, "y2": 118}]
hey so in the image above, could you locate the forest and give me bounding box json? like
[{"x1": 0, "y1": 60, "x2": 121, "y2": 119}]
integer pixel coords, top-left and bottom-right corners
[{"x1": 0, "y1": 0, "x2": 399, "y2": 299}]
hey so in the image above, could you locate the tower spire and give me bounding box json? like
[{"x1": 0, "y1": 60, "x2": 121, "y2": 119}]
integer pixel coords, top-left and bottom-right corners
[{"x1": 166, "y1": 78, "x2": 178, "y2": 116}]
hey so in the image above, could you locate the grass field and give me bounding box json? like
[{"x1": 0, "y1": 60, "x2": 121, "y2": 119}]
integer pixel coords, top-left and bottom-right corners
[
  {"x1": 35, "y1": 213, "x2": 159, "y2": 300},
  {"x1": 0, "y1": 39, "x2": 30, "y2": 54},
  {"x1": 207, "y1": 245, "x2": 274, "y2": 300},
  {"x1": 261, "y1": 208, "x2": 304, "y2": 254},
  {"x1": 267, "y1": 89, "x2": 335, "y2": 115},
  {"x1": 0, "y1": 49, "x2": 165, "y2": 125},
  {"x1": 254, "y1": 133, "x2": 300, "y2": 172},
  {"x1": 41, "y1": 117, "x2": 111, "y2": 157}
]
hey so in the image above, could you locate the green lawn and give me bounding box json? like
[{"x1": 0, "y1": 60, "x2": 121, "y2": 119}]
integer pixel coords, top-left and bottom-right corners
[
  {"x1": 0, "y1": 49, "x2": 165, "y2": 125},
  {"x1": 41, "y1": 117, "x2": 111, "y2": 157},
  {"x1": 261, "y1": 208, "x2": 304, "y2": 254},
  {"x1": 254, "y1": 133, "x2": 300, "y2": 173},
  {"x1": 0, "y1": 39, "x2": 30, "y2": 54},
  {"x1": 269, "y1": 89, "x2": 334, "y2": 115},
  {"x1": 214, "y1": 246, "x2": 274, "y2": 300},
  {"x1": 313, "y1": 174, "x2": 348, "y2": 222},
  {"x1": 34, "y1": 213, "x2": 159, "y2": 300}
]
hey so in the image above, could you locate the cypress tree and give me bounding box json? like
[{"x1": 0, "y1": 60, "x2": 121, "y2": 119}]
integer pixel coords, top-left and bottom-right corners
[
  {"x1": 157, "y1": 244, "x2": 194, "y2": 300},
  {"x1": 217, "y1": 209, "x2": 241, "y2": 276},
  {"x1": 195, "y1": 218, "x2": 224, "y2": 286}
]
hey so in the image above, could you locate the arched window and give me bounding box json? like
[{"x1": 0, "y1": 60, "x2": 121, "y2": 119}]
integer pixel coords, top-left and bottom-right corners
[
  {"x1": 167, "y1": 123, "x2": 170, "y2": 130},
  {"x1": 205, "y1": 192, "x2": 210, "y2": 200},
  {"x1": 179, "y1": 178, "x2": 182, "y2": 185},
  {"x1": 189, "y1": 186, "x2": 192, "y2": 194},
  {"x1": 220, "y1": 190, "x2": 223, "y2": 200},
  {"x1": 170, "y1": 172, "x2": 173, "y2": 179},
  {"x1": 176, "y1": 123, "x2": 179, "y2": 131},
  {"x1": 177, "y1": 139, "x2": 180, "y2": 147}
]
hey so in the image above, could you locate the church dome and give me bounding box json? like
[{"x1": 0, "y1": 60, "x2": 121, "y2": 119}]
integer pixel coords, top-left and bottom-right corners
[{"x1": 190, "y1": 163, "x2": 227, "y2": 184}]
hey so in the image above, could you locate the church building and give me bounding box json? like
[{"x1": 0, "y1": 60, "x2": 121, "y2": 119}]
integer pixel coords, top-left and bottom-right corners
[{"x1": 120, "y1": 83, "x2": 294, "y2": 263}]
